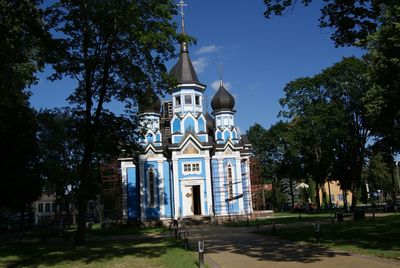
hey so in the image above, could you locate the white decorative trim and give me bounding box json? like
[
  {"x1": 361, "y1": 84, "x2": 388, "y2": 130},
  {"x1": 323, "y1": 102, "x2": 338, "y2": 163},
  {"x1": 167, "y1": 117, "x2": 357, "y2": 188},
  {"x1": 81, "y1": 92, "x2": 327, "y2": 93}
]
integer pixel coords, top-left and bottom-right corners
[
  {"x1": 235, "y1": 158, "x2": 244, "y2": 213},
  {"x1": 119, "y1": 159, "x2": 135, "y2": 221},
  {"x1": 157, "y1": 160, "x2": 164, "y2": 217},
  {"x1": 172, "y1": 160, "x2": 180, "y2": 218},
  {"x1": 139, "y1": 162, "x2": 145, "y2": 219}
]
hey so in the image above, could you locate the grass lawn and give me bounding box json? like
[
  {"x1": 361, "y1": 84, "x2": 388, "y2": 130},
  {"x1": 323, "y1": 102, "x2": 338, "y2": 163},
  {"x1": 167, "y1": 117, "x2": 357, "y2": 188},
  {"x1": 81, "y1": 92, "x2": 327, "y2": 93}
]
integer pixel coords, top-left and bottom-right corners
[
  {"x1": 0, "y1": 226, "x2": 199, "y2": 267},
  {"x1": 227, "y1": 212, "x2": 334, "y2": 227},
  {"x1": 258, "y1": 214, "x2": 400, "y2": 260}
]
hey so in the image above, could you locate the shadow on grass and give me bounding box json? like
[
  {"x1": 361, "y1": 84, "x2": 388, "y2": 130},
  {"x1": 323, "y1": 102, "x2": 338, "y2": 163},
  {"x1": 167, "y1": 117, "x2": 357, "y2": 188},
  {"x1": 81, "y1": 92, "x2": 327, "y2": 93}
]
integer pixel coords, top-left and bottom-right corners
[
  {"x1": 186, "y1": 225, "x2": 350, "y2": 264},
  {"x1": 257, "y1": 215, "x2": 400, "y2": 259},
  {"x1": 0, "y1": 237, "x2": 188, "y2": 267}
]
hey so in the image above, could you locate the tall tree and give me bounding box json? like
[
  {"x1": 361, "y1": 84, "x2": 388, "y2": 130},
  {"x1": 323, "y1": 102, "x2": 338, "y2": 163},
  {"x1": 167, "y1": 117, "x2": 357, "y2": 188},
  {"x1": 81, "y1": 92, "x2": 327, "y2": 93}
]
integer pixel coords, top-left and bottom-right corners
[
  {"x1": 46, "y1": 0, "x2": 180, "y2": 243},
  {"x1": 0, "y1": 1, "x2": 51, "y2": 217},
  {"x1": 263, "y1": 0, "x2": 395, "y2": 47},
  {"x1": 365, "y1": 4, "x2": 400, "y2": 153},
  {"x1": 280, "y1": 57, "x2": 371, "y2": 209}
]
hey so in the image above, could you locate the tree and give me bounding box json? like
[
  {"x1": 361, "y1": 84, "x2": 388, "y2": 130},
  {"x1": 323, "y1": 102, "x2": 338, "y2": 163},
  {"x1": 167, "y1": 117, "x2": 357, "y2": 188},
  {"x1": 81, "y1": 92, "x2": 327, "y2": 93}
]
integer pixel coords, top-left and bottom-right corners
[
  {"x1": 45, "y1": 0, "x2": 180, "y2": 243},
  {"x1": 248, "y1": 121, "x2": 304, "y2": 210},
  {"x1": 365, "y1": 4, "x2": 400, "y2": 153},
  {"x1": 0, "y1": 0, "x2": 52, "y2": 222},
  {"x1": 263, "y1": 0, "x2": 395, "y2": 47},
  {"x1": 280, "y1": 57, "x2": 371, "y2": 210},
  {"x1": 364, "y1": 152, "x2": 394, "y2": 201}
]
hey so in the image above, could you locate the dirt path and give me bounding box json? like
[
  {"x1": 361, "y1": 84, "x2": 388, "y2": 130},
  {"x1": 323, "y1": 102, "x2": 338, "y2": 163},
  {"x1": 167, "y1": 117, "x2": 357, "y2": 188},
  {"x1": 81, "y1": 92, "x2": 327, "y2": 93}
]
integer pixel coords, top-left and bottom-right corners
[{"x1": 184, "y1": 225, "x2": 400, "y2": 268}]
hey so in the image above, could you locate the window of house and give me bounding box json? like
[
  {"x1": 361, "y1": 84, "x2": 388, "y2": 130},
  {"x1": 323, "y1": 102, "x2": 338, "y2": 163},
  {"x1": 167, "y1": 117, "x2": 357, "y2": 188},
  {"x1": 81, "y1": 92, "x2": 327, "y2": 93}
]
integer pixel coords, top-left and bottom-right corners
[
  {"x1": 184, "y1": 163, "x2": 191, "y2": 172},
  {"x1": 175, "y1": 96, "x2": 181, "y2": 106},
  {"x1": 45, "y1": 203, "x2": 50, "y2": 212},
  {"x1": 182, "y1": 162, "x2": 201, "y2": 174},
  {"x1": 195, "y1": 95, "x2": 200, "y2": 106},
  {"x1": 338, "y1": 194, "x2": 344, "y2": 201},
  {"x1": 38, "y1": 203, "x2": 43, "y2": 213},
  {"x1": 227, "y1": 165, "x2": 233, "y2": 199},
  {"x1": 330, "y1": 194, "x2": 335, "y2": 202},
  {"x1": 192, "y1": 163, "x2": 200, "y2": 172},
  {"x1": 184, "y1": 94, "x2": 192, "y2": 105},
  {"x1": 149, "y1": 168, "x2": 155, "y2": 206},
  {"x1": 52, "y1": 203, "x2": 56, "y2": 212}
]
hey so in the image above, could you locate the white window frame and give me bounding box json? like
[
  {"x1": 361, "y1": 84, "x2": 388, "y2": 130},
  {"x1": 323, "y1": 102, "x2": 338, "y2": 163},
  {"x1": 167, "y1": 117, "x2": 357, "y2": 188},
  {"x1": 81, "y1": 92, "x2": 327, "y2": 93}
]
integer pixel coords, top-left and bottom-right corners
[{"x1": 182, "y1": 162, "x2": 202, "y2": 175}]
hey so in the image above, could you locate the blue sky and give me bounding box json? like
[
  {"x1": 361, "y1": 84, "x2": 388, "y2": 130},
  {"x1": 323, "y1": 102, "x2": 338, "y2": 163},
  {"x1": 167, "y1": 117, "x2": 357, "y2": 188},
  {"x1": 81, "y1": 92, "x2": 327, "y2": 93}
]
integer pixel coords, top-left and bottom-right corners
[{"x1": 30, "y1": 0, "x2": 364, "y2": 134}]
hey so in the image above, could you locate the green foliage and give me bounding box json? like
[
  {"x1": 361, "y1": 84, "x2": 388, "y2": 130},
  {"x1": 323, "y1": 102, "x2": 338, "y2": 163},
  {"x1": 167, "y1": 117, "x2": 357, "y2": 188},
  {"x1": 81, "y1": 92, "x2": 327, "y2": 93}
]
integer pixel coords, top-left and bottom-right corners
[
  {"x1": 365, "y1": 152, "x2": 394, "y2": 194},
  {"x1": 366, "y1": 4, "x2": 400, "y2": 153},
  {"x1": 0, "y1": 0, "x2": 51, "y2": 211},
  {"x1": 45, "y1": 0, "x2": 182, "y2": 242},
  {"x1": 263, "y1": 0, "x2": 391, "y2": 47}
]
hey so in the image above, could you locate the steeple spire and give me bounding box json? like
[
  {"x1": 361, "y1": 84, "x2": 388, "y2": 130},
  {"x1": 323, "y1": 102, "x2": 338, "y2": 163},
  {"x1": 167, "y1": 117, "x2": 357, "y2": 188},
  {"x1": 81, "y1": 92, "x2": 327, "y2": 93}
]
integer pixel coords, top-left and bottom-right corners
[
  {"x1": 177, "y1": 0, "x2": 187, "y2": 34},
  {"x1": 177, "y1": 0, "x2": 188, "y2": 52}
]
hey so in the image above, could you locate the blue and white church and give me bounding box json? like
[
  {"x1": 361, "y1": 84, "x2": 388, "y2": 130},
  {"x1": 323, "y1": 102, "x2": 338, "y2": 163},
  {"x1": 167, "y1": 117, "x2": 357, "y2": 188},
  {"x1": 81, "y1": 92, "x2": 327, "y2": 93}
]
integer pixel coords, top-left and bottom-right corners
[{"x1": 119, "y1": 6, "x2": 253, "y2": 223}]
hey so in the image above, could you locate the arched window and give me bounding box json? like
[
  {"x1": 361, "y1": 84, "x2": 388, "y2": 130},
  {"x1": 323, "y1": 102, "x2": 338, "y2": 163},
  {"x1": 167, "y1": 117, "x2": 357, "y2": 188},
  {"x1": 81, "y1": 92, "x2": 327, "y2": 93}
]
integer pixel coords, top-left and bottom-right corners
[
  {"x1": 184, "y1": 117, "x2": 195, "y2": 132},
  {"x1": 147, "y1": 133, "x2": 153, "y2": 143},
  {"x1": 224, "y1": 131, "x2": 230, "y2": 141},
  {"x1": 216, "y1": 131, "x2": 222, "y2": 140},
  {"x1": 148, "y1": 168, "x2": 155, "y2": 206},
  {"x1": 172, "y1": 118, "x2": 181, "y2": 133},
  {"x1": 227, "y1": 164, "x2": 233, "y2": 199},
  {"x1": 156, "y1": 133, "x2": 161, "y2": 142},
  {"x1": 198, "y1": 117, "x2": 205, "y2": 132},
  {"x1": 232, "y1": 131, "x2": 237, "y2": 139}
]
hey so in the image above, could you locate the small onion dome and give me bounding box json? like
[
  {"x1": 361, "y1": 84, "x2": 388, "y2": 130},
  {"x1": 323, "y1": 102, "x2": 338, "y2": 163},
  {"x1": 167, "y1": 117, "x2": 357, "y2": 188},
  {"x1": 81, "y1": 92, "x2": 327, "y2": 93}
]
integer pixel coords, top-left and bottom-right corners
[
  {"x1": 211, "y1": 82, "x2": 235, "y2": 111},
  {"x1": 138, "y1": 92, "x2": 161, "y2": 114}
]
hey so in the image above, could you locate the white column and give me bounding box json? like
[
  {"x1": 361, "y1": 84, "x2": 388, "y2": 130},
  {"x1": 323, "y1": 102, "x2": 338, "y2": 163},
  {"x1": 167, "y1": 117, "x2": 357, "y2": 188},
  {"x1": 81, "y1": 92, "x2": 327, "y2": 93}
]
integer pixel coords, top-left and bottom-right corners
[
  {"x1": 235, "y1": 158, "x2": 244, "y2": 214},
  {"x1": 139, "y1": 161, "x2": 145, "y2": 220},
  {"x1": 172, "y1": 158, "x2": 180, "y2": 218},
  {"x1": 157, "y1": 160, "x2": 165, "y2": 218},
  {"x1": 204, "y1": 155, "x2": 213, "y2": 216},
  {"x1": 246, "y1": 158, "x2": 253, "y2": 213},
  {"x1": 120, "y1": 158, "x2": 135, "y2": 221},
  {"x1": 217, "y1": 159, "x2": 226, "y2": 215}
]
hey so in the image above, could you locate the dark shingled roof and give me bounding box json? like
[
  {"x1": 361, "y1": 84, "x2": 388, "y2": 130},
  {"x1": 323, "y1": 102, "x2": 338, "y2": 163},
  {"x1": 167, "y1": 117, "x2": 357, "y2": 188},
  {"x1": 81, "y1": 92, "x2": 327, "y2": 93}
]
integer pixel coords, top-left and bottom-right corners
[
  {"x1": 211, "y1": 83, "x2": 235, "y2": 111},
  {"x1": 169, "y1": 45, "x2": 200, "y2": 85}
]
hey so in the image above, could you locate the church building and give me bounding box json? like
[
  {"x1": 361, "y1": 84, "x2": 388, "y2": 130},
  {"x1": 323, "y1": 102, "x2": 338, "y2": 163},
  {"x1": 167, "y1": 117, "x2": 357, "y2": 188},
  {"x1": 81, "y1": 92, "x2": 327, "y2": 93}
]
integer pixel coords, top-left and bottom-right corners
[{"x1": 119, "y1": 4, "x2": 253, "y2": 223}]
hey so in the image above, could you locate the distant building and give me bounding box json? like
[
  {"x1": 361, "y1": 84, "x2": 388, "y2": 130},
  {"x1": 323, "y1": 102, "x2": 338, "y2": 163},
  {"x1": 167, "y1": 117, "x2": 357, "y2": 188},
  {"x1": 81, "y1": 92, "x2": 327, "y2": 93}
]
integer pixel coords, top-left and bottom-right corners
[{"x1": 319, "y1": 181, "x2": 352, "y2": 208}]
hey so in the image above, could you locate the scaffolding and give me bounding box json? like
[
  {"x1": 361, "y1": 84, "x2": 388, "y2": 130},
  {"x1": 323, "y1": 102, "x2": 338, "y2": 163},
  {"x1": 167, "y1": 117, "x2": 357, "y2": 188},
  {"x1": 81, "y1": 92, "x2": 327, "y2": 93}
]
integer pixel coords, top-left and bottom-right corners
[
  {"x1": 100, "y1": 160, "x2": 122, "y2": 222},
  {"x1": 210, "y1": 158, "x2": 255, "y2": 222},
  {"x1": 249, "y1": 156, "x2": 265, "y2": 213}
]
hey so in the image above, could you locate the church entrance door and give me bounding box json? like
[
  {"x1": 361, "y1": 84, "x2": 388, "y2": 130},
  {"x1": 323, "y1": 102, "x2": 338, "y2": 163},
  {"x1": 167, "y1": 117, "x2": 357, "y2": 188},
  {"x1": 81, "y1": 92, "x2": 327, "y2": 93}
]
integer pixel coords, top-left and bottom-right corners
[{"x1": 192, "y1": 185, "x2": 201, "y2": 215}]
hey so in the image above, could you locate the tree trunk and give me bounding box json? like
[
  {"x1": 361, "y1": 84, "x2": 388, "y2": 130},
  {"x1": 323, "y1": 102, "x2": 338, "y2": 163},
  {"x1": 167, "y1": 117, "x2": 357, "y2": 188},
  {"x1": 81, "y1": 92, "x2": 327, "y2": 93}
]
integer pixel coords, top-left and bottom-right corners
[
  {"x1": 75, "y1": 143, "x2": 93, "y2": 244},
  {"x1": 289, "y1": 177, "x2": 294, "y2": 211},
  {"x1": 343, "y1": 190, "x2": 348, "y2": 210},
  {"x1": 315, "y1": 183, "x2": 321, "y2": 210},
  {"x1": 351, "y1": 185, "x2": 358, "y2": 211}
]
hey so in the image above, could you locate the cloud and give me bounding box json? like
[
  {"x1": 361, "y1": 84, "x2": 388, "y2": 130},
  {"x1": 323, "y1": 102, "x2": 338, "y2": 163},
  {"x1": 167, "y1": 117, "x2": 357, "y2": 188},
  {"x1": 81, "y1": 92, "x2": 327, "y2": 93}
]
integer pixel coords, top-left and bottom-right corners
[
  {"x1": 196, "y1": 45, "x2": 221, "y2": 55},
  {"x1": 192, "y1": 57, "x2": 208, "y2": 74},
  {"x1": 210, "y1": 80, "x2": 232, "y2": 91}
]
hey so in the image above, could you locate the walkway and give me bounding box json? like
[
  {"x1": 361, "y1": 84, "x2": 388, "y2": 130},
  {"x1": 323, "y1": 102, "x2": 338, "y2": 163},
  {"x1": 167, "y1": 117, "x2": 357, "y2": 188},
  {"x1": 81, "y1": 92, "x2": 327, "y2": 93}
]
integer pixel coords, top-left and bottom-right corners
[{"x1": 185, "y1": 224, "x2": 400, "y2": 268}]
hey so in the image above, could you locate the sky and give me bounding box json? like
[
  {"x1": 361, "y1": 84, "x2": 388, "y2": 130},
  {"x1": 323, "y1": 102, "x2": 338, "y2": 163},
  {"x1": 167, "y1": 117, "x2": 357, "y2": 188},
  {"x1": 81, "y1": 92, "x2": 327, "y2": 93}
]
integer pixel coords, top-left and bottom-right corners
[{"x1": 30, "y1": 0, "x2": 364, "y2": 134}]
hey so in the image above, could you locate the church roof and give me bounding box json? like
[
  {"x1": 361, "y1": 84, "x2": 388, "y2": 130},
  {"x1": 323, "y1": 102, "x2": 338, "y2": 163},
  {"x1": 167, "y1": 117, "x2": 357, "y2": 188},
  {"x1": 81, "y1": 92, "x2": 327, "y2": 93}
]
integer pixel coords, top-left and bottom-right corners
[
  {"x1": 169, "y1": 48, "x2": 201, "y2": 85},
  {"x1": 138, "y1": 91, "x2": 161, "y2": 114},
  {"x1": 211, "y1": 82, "x2": 235, "y2": 112}
]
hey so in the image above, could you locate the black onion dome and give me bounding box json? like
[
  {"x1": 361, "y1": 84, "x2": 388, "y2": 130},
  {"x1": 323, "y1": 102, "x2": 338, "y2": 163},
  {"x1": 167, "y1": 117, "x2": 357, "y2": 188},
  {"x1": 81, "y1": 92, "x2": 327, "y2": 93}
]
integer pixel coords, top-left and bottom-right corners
[
  {"x1": 211, "y1": 83, "x2": 235, "y2": 111},
  {"x1": 139, "y1": 93, "x2": 161, "y2": 114}
]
